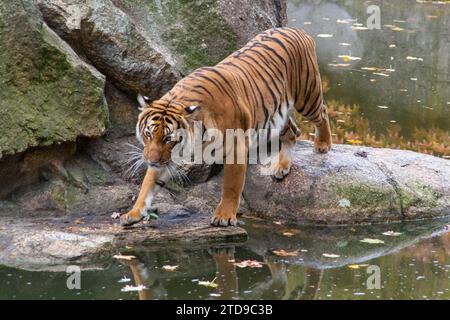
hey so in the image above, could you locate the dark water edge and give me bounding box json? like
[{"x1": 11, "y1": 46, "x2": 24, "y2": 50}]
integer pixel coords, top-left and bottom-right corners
[{"x1": 1, "y1": 216, "x2": 449, "y2": 300}]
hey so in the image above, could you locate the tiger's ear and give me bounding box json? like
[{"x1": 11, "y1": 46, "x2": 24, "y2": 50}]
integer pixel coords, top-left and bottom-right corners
[
  {"x1": 137, "y1": 94, "x2": 151, "y2": 111},
  {"x1": 184, "y1": 105, "x2": 200, "y2": 117}
]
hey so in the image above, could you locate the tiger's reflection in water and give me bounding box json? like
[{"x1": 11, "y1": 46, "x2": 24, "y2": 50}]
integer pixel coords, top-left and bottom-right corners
[{"x1": 120, "y1": 246, "x2": 322, "y2": 300}]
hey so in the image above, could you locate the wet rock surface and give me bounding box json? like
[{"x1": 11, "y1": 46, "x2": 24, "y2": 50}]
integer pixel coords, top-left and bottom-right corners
[{"x1": 0, "y1": 208, "x2": 246, "y2": 271}]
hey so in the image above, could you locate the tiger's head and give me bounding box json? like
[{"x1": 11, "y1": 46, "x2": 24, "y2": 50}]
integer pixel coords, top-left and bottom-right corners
[{"x1": 135, "y1": 94, "x2": 200, "y2": 169}]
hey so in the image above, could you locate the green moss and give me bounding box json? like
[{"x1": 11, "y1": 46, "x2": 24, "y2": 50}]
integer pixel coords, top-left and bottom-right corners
[
  {"x1": 0, "y1": 2, "x2": 108, "y2": 157},
  {"x1": 49, "y1": 183, "x2": 67, "y2": 211},
  {"x1": 335, "y1": 183, "x2": 392, "y2": 208},
  {"x1": 127, "y1": 0, "x2": 238, "y2": 74},
  {"x1": 400, "y1": 184, "x2": 442, "y2": 210}
]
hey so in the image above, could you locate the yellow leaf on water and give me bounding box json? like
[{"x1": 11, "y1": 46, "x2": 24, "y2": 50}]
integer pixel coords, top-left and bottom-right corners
[
  {"x1": 233, "y1": 260, "x2": 264, "y2": 268},
  {"x1": 338, "y1": 55, "x2": 361, "y2": 62},
  {"x1": 198, "y1": 279, "x2": 218, "y2": 288},
  {"x1": 273, "y1": 249, "x2": 299, "y2": 257},
  {"x1": 360, "y1": 238, "x2": 385, "y2": 244},
  {"x1": 162, "y1": 265, "x2": 179, "y2": 271},
  {"x1": 382, "y1": 231, "x2": 402, "y2": 236},
  {"x1": 317, "y1": 34, "x2": 333, "y2": 38},
  {"x1": 113, "y1": 254, "x2": 136, "y2": 261},
  {"x1": 121, "y1": 285, "x2": 146, "y2": 292},
  {"x1": 322, "y1": 253, "x2": 340, "y2": 258}
]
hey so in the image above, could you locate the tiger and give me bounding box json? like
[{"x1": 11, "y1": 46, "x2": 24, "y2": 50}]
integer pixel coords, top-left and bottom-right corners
[{"x1": 120, "y1": 27, "x2": 332, "y2": 227}]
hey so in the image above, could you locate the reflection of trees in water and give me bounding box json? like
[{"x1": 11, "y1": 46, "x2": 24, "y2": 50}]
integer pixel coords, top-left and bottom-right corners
[
  {"x1": 296, "y1": 98, "x2": 450, "y2": 157},
  {"x1": 287, "y1": 0, "x2": 450, "y2": 138}
]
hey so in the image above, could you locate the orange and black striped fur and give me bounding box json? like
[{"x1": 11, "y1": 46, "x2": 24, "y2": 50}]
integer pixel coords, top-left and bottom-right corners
[{"x1": 120, "y1": 27, "x2": 332, "y2": 227}]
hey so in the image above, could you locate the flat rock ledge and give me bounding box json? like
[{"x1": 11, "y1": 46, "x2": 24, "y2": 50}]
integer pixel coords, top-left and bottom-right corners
[
  {"x1": 244, "y1": 141, "x2": 450, "y2": 225},
  {"x1": 0, "y1": 213, "x2": 246, "y2": 271}
]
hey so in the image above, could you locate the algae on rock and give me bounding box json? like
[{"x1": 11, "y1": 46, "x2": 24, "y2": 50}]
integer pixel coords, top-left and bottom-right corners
[{"x1": 0, "y1": 0, "x2": 108, "y2": 158}]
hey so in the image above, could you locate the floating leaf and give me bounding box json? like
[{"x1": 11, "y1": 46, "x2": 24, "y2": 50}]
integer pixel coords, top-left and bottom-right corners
[
  {"x1": 118, "y1": 276, "x2": 131, "y2": 283},
  {"x1": 382, "y1": 231, "x2": 402, "y2": 236},
  {"x1": 360, "y1": 238, "x2": 385, "y2": 244},
  {"x1": 322, "y1": 253, "x2": 340, "y2": 258},
  {"x1": 273, "y1": 249, "x2": 299, "y2": 257},
  {"x1": 347, "y1": 264, "x2": 370, "y2": 269},
  {"x1": 233, "y1": 260, "x2": 264, "y2": 268},
  {"x1": 406, "y1": 56, "x2": 424, "y2": 62},
  {"x1": 317, "y1": 34, "x2": 333, "y2": 38},
  {"x1": 162, "y1": 265, "x2": 179, "y2": 271},
  {"x1": 121, "y1": 285, "x2": 147, "y2": 292},
  {"x1": 209, "y1": 293, "x2": 221, "y2": 297},
  {"x1": 113, "y1": 254, "x2": 136, "y2": 261},
  {"x1": 338, "y1": 55, "x2": 361, "y2": 62},
  {"x1": 373, "y1": 72, "x2": 390, "y2": 77},
  {"x1": 328, "y1": 63, "x2": 350, "y2": 68},
  {"x1": 352, "y1": 26, "x2": 369, "y2": 31},
  {"x1": 282, "y1": 232, "x2": 294, "y2": 237},
  {"x1": 198, "y1": 278, "x2": 218, "y2": 288},
  {"x1": 391, "y1": 26, "x2": 404, "y2": 32}
]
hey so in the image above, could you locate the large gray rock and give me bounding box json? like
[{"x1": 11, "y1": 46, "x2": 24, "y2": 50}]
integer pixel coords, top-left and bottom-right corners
[
  {"x1": 244, "y1": 141, "x2": 450, "y2": 225},
  {"x1": 39, "y1": 0, "x2": 287, "y2": 89},
  {"x1": 38, "y1": 0, "x2": 181, "y2": 99},
  {"x1": 0, "y1": 0, "x2": 108, "y2": 157},
  {"x1": 113, "y1": 0, "x2": 287, "y2": 74}
]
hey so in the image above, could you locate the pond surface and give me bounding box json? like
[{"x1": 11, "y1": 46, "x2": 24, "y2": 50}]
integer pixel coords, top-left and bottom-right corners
[
  {"x1": 1, "y1": 217, "x2": 449, "y2": 300},
  {"x1": 288, "y1": 0, "x2": 450, "y2": 138}
]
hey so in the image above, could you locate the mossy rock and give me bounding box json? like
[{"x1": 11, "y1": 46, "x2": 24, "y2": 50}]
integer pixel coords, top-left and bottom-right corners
[
  {"x1": 116, "y1": 0, "x2": 237, "y2": 75},
  {"x1": 0, "y1": 0, "x2": 108, "y2": 158},
  {"x1": 244, "y1": 141, "x2": 450, "y2": 225}
]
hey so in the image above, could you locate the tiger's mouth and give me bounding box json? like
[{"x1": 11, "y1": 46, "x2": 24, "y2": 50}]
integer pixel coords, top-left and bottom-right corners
[{"x1": 147, "y1": 162, "x2": 165, "y2": 169}]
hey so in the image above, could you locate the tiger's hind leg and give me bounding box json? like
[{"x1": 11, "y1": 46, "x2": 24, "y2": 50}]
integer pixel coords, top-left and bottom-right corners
[
  {"x1": 313, "y1": 105, "x2": 332, "y2": 154},
  {"x1": 270, "y1": 117, "x2": 301, "y2": 180}
]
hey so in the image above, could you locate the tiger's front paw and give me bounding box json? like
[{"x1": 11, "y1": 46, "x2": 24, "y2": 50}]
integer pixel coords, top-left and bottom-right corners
[
  {"x1": 210, "y1": 205, "x2": 238, "y2": 227},
  {"x1": 270, "y1": 156, "x2": 292, "y2": 180},
  {"x1": 120, "y1": 209, "x2": 143, "y2": 227},
  {"x1": 314, "y1": 139, "x2": 331, "y2": 154}
]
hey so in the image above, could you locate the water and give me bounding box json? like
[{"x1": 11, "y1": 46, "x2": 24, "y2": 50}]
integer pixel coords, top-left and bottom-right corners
[
  {"x1": 1, "y1": 217, "x2": 449, "y2": 300},
  {"x1": 288, "y1": 0, "x2": 450, "y2": 138}
]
